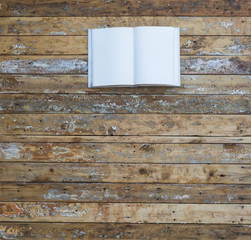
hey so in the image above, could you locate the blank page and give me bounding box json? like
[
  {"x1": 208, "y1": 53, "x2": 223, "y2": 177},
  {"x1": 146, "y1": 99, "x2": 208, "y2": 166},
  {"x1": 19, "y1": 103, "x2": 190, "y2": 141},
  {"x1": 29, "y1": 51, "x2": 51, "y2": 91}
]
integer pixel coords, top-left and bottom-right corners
[
  {"x1": 134, "y1": 27, "x2": 180, "y2": 86},
  {"x1": 89, "y1": 28, "x2": 134, "y2": 87}
]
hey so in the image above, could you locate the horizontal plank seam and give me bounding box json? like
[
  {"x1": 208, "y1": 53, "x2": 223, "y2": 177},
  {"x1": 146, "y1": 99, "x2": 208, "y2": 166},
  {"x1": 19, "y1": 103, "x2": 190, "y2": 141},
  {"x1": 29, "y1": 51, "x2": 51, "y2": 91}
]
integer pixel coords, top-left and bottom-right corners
[
  {"x1": 0, "y1": 221, "x2": 250, "y2": 225},
  {"x1": 1, "y1": 181, "x2": 251, "y2": 185},
  {"x1": 1, "y1": 161, "x2": 251, "y2": 165},
  {"x1": 1, "y1": 201, "x2": 250, "y2": 204},
  {"x1": 1, "y1": 94, "x2": 251, "y2": 96}
]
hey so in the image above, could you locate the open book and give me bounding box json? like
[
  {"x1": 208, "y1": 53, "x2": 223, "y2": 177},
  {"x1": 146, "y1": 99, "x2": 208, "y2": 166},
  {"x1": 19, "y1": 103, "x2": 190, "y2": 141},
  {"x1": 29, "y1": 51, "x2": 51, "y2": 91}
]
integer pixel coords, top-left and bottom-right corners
[{"x1": 88, "y1": 27, "x2": 180, "y2": 88}]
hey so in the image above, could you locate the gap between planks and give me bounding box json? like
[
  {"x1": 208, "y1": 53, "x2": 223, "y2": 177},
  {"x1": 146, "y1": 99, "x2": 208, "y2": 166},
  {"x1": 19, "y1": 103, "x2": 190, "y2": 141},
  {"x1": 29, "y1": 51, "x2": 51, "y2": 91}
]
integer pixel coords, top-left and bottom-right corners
[{"x1": 0, "y1": 136, "x2": 250, "y2": 144}]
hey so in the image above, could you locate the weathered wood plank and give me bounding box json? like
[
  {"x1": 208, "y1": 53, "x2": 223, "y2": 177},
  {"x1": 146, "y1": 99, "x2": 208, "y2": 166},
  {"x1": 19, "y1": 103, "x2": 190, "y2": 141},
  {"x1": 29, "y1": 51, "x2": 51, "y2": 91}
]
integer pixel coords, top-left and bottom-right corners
[
  {"x1": 0, "y1": 0, "x2": 250, "y2": 17},
  {"x1": 0, "y1": 17, "x2": 249, "y2": 36},
  {"x1": 0, "y1": 56, "x2": 88, "y2": 75},
  {"x1": 1, "y1": 143, "x2": 250, "y2": 164},
  {"x1": 0, "y1": 56, "x2": 250, "y2": 74},
  {"x1": 1, "y1": 114, "x2": 250, "y2": 136},
  {"x1": 0, "y1": 223, "x2": 250, "y2": 240},
  {"x1": 0, "y1": 203, "x2": 250, "y2": 224},
  {"x1": 0, "y1": 163, "x2": 250, "y2": 184},
  {"x1": 1, "y1": 36, "x2": 250, "y2": 55},
  {"x1": 1, "y1": 183, "x2": 250, "y2": 203},
  {"x1": 1, "y1": 94, "x2": 250, "y2": 114},
  {"x1": 0, "y1": 36, "x2": 87, "y2": 55},
  {"x1": 1, "y1": 136, "x2": 250, "y2": 144},
  {"x1": 0, "y1": 75, "x2": 250, "y2": 95}
]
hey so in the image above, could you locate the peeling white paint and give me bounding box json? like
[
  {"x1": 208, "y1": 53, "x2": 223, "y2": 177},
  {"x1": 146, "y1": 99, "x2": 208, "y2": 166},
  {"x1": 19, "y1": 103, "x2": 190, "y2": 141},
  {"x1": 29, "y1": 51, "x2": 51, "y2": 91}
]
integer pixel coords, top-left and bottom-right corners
[
  {"x1": 227, "y1": 44, "x2": 247, "y2": 54},
  {"x1": 181, "y1": 27, "x2": 188, "y2": 33},
  {"x1": 227, "y1": 194, "x2": 238, "y2": 202},
  {"x1": 172, "y1": 194, "x2": 190, "y2": 200},
  {"x1": 24, "y1": 125, "x2": 33, "y2": 131},
  {"x1": 52, "y1": 146, "x2": 70, "y2": 154},
  {"x1": 220, "y1": 21, "x2": 233, "y2": 31},
  {"x1": 50, "y1": 31, "x2": 67, "y2": 35},
  {"x1": 0, "y1": 143, "x2": 21, "y2": 160},
  {"x1": 184, "y1": 39, "x2": 192, "y2": 47}
]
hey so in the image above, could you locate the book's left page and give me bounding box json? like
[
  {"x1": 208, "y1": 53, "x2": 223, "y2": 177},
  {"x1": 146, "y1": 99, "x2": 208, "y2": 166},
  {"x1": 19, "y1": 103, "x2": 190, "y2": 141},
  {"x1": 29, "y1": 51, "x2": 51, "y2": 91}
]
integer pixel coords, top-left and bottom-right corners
[{"x1": 88, "y1": 28, "x2": 134, "y2": 88}]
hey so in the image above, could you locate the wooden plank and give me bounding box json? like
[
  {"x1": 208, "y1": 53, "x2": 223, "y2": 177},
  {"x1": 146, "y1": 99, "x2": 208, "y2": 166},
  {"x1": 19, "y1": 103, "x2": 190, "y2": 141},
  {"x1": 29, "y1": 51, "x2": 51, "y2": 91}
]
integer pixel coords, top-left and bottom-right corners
[
  {"x1": 0, "y1": 223, "x2": 250, "y2": 240},
  {"x1": 1, "y1": 94, "x2": 250, "y2": 114},
  {"x1": 1, "y1": 36, "x2": 250, "y2": 56},
  {"x1": 0, "y1": 17, "x2": 249, "y2": 36},
  {"x1": 0, "y1": 0, "x2": 250, "y2": 17},
  {"x1": 0, "y1": 56, "x2": 250, "y2": 75},
  {"x1": 0, "y1": 203, "x2": 250, "y2": 224},
  {"x1": 1, "y1": 143, "x2": 250, "y2": 164},
  {"x1": 0, "y1": 114, "x2": 250, "y2": 136},
  {"x1": 0, "y1": 56, "x2": 88, "y2": 75},
  {"x1": 0, "y1": 75, "x2": 250, "y2": 95},
  {"x1": 1, "y1": 183, "x2": 251, "y2": 203},
  {"x1": 1, "y1": 136, "x2": 250, "y2": 144},
  {"x1": 0, "y1": 36, "x2": 87, "y2": 55},
  {"x1": 0, "y1": 163, "x2": 250, "y2": 184}
]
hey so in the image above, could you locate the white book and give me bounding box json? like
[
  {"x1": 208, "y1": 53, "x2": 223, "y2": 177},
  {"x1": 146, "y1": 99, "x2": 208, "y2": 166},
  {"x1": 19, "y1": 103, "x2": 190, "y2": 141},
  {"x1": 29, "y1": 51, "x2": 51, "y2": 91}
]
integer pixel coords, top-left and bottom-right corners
[{"x1": 88, "y1": 26, "x2": 180, "y2": 88}]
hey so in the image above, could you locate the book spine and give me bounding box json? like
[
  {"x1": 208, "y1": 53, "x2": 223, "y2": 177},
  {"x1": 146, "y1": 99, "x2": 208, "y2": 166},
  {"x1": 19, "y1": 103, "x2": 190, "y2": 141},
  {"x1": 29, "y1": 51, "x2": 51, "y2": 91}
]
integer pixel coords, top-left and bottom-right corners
[{"x1": 88, "y1": 29, "x2": 92, "y2": 88}]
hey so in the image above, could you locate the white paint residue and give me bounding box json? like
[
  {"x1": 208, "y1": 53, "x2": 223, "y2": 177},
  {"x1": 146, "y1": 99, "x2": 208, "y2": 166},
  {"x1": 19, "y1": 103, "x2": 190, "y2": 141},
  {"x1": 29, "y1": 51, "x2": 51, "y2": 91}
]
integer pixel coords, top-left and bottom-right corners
[
  {"x1": 227, "y1": 44, "x2": 247, "y2": 54},
  {"x1": 172, "y1": 194, "x2": 190, "y2": 200},
  {"x1": 181, "y1": 27, "x2": 188, "y2": 33},
  {"x1": 24, "y1": 125, "x2": 33, "y2": 131},
  {"x1": 227, "y1": 194, "x2": 238, "y2": 202},
  {"x1": 50, "y1": 31, "x2": 67, "y2": 35},
  {"x1": 220, "y1": 21, "x2": 233, "y2": 31},
  {"x1": 0, "y1": 143, "x2": 21, "y2": 160}
]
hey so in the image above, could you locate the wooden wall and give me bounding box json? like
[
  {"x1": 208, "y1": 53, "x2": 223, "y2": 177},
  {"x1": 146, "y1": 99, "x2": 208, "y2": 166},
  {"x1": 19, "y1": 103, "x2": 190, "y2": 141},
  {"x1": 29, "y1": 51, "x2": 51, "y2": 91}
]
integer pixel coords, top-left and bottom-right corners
[{"x1": 0, "y1": 0, "x2": 251, "y2": 239}]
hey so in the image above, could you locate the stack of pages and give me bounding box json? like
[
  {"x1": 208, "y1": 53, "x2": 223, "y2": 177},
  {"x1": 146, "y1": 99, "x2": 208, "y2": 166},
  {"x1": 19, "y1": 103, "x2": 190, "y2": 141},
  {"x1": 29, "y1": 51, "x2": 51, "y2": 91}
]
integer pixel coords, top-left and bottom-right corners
[{"x1": 88, "y1": 27, "x2": 180, "y2": 88}]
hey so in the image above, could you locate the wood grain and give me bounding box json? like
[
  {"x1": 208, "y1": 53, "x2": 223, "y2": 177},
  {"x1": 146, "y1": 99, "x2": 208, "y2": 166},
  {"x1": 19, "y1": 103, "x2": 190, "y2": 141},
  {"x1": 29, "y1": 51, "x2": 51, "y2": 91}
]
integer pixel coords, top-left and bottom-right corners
[
  {"x1": 0, "y1": 223, "x2": 250, "y2": 240},
  {"x1": 1, "y1": 0, "x2": 250, "y2": 236},
  {"x1": 0, "y1": 36, "x2": 87, "y2": 55},
  {"x1": 1, "y1": 36, "x2": 250, "y2": 56},
  {"x1": 0, "y1": 94, "x2": 250, "y2": 114},
  {"x1": 1, "y1": 183, "x2": 250, "y2": 203},
  {"x1": 0, "y1": 0, "x2": 250, "y2": 17},
  {"x1": 0, "y1": 163, "x2": 250, "y2": 184},
  {"x1": 0, "y1": 56, "x2": 88, "y2": 75},
  {"x1": 0, "y1": 136, "x2": 250, "y2": 144},
  {"x1": 0, "y1": 56, "x2": 250, "y2": 75},
  {"x1": 0, "y1": 203, "x2": 250, "y2": 224},
  {"x1": 1, "y1": 143, "x2": 250, "y2": 164},
  {"x1": 1, "y1": 114, "x2": 250, "y2": 136},
  {"x1": 0, "y1": 75, "x2": 250, "y2": 95},
  {"x1": 0, "y1": 17, "x2": 249, "y2": 36}
]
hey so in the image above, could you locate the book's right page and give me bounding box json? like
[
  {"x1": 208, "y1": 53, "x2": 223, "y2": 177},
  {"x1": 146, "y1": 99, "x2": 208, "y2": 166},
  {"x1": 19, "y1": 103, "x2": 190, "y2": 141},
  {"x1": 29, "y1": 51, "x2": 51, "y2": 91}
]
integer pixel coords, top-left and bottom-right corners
[{"x1": 134, "y1": 27, "x2": 180, "y2": 86}]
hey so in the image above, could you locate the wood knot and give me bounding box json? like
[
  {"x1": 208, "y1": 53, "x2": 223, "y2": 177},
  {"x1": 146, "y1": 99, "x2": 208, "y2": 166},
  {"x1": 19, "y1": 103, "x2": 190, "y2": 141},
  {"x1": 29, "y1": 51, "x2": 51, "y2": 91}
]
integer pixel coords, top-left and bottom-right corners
[
  {"x1": 0, "y1": 203, "x2": 23, "y2": 216},
  {"x1": 139, "y1": 168, "x2": 149, "y2": 175},
  {"x1": 139, "y1": 144, "x2": 155, "y2": 152},
  {"x1": 60, "y1": 122, "x2": 69, "y2": 130}
]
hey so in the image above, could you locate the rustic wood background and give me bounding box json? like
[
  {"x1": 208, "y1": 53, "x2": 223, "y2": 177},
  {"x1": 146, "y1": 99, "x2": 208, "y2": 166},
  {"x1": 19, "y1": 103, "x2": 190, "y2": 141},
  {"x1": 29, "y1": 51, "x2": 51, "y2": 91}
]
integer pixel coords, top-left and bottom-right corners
[{"x1": 0, "y1": 0, "x2": 251, "y2": 239}]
